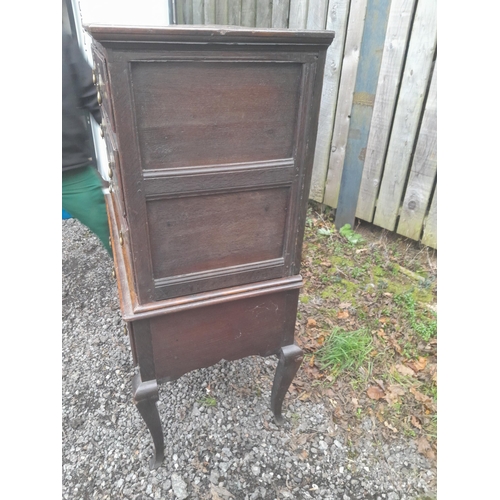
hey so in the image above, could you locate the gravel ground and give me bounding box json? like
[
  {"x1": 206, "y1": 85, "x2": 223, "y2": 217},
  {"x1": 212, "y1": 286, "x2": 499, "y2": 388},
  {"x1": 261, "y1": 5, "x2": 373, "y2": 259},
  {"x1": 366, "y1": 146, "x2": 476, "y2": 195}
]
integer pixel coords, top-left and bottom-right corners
[{"x1": 62, "y1": 219, "x2": 437, "y2": 500}]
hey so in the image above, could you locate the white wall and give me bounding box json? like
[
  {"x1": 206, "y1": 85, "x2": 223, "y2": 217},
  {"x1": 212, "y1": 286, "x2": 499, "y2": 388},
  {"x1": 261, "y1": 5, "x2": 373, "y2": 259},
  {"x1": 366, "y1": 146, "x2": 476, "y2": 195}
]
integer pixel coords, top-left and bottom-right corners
[{"x1": 78, "y1": 0, "x2": 170, "y2": 26}]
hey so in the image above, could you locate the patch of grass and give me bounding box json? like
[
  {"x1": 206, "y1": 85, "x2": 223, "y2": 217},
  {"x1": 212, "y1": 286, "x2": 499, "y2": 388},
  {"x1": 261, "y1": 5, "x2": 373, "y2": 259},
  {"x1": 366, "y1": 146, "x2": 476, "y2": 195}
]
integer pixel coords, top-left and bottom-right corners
[{"x1": 316, "y1": 328, "x2": 374, "y2": 379}]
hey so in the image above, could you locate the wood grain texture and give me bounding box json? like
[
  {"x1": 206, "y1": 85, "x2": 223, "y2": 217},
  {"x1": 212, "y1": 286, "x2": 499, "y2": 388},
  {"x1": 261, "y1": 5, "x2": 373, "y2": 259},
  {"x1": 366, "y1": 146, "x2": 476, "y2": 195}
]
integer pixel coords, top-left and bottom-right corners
[
  {"x1": 397, "y1": 61, "x2": 437, "y2": 240},
  {"x1": 421, "y1": 185, "x2": 436, "y2": 249},
  {"x1": 228, "y1": 0, "x2": 242, "y2": 25},
  {"x1": 334, "y1": 0, "x2": 392, "y2": 230},
  {"x1": 323, "y1": 0, "x2": 368, "y2": 208},
  {"x1": 131, "y1": 60, "x2": 302, "y2": 169},
  {"x1": 215, "y1": 0, "x2": 229, "y2": 24},
  {"x1": 272, "y1": 0, "x2": 290, "y2": 28},
  {"x1": 373, "y1": 0, "x2": 436, "y2": 230},
  {"x1": 355, "y1": 0, "x2": 417, "y2": 222},
  {"x1": 150, "y1": 289, "x2": 300, "y2": 381},
  {"x1": 193, "y1": 0, "x2": 205, "y2": 23},
  {"x1": 89, "y1": 25, "x2": 333, "y2": 304},
  {"x1": 309, "y1": 0, "x2": 350, "y2": 202},
  {"x1": 241, "y1": 0, "x2": 256, "y2": 26},
  {"x1": 306, "y1": 0, "x2": 328, "y2": 30},
  {"x1": 204, "y1": 0, "x2": 216, "y2": 24},
  {"x1": 256, "y1": 0, "x2": 273, "y2": 27},
  {"x1": 146, "y1": 187, "x2": 289, "y2": 276},
  {"x1": 289, "y1": 0, "x2": 308, "y2": 29}
]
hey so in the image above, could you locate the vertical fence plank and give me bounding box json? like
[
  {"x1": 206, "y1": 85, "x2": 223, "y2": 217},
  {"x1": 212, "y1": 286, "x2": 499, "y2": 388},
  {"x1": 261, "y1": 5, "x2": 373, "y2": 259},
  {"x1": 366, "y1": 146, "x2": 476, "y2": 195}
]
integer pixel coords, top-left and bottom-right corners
[
  {"x1": 175, "y1": 0, "x2": 185, "y2": 24},
  {"x1": 256, "y1": 0, "x2": 272, "y2": 27},
  {"x1": 241, "y1": 0, "x2": 257, "y2": 26},
  {"x1": 193, "y1": 0, "x2": 205, "y2": 23},
  {"x1": 228, "y1": 0, "x2": 242, "y2": 25},
  {"x1": 334, "y1": 0, "x2": 392, "y2": 229},
  {"x1": 355, "y1": 0, "x2": 416, "y2": 222},
  {"x1": 272, "y1": 0, "x2": 290, "y2": 28},
  {"x1": 322, "y1": 0, "x2": 368, "y2": 209},
  {"x1": 185, "y1": 0, "x2": 195, "y2": 24},
  {"x1": 373, "y1": 0, "x2": 437, "y2": 231},
  {"x1": 204, "y1": 0, "x2": 216, "y2": 23},
  {"x1": 306, "y1": 0, "x2": 328, "y2": 30},
  {"x1": 289, "y1": 0, "x2": 308, "y2": 29},
  {"x1": 421, "y1": 186, "x2": 436, "y2": 249},
  {"x1": 397, "y1": 61, "x2": 437, "y2": 240},
  {"x1": 310, "y1": 0, "x2": 351, "y2": 203},
  {"x1": 215, "y1": 0, "x2": 229, "y2": 24}
]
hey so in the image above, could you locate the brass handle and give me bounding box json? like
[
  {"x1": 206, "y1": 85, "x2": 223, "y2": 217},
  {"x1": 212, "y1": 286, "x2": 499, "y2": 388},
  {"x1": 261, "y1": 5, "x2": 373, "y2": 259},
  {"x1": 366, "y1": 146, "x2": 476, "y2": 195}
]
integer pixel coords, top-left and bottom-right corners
[
  {"x1": 119, "y1": 232, "x2": 124, "y2": 246},
  {"x1": 108, "y1": 161, "x2": 113, "y2": 178},
  {"x1": 112, "y1": 268, "x2": 116, "y2": 279},
  {"x1": 100, "y1": 124, "x2": 105, "y2": 138},
  {"x1": 97, "y1": 90, "x2": 102, "y2": 105},
  {"x1": 92, "y1": 70, "x2": 96, "y2": 85},
  {"x1": 123, "y1": 325, "x2": 128, "y2": 336}
]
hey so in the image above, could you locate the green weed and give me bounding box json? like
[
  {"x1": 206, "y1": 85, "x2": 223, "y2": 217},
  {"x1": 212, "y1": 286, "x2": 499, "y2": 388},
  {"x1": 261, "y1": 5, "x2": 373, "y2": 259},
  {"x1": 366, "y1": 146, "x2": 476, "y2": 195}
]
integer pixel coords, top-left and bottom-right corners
[
  {"x1": 339, "y1": 224, "x2": 365, "y2": 245},
  {"x1": 198, "y1": 396, "x2": 217, "y2": 407},
  {"x1": 394, "y1": 291, "x2": 437, "y2": 341}
]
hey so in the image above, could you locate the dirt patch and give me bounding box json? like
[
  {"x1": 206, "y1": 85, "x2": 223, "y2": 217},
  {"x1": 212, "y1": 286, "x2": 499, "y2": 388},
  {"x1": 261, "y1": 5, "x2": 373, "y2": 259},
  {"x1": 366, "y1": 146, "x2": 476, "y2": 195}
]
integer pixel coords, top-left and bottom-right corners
[{"x1": 289, "y1": 204, "x2": 437, "y2": 463}]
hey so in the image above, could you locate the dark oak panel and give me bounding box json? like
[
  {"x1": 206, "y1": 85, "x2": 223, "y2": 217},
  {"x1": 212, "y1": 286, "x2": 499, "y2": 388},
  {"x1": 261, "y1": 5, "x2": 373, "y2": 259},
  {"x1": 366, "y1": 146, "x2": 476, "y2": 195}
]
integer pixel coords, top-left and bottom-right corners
[
  {"x1": 149, "y1": 289, "x2": 300, "y2": 382},
  {"x1": 146, "y1": 186, "x2": 290, "y2": 278},
  {"x1": 131, "y1": 61, "x2": 302, "y2": 169}
]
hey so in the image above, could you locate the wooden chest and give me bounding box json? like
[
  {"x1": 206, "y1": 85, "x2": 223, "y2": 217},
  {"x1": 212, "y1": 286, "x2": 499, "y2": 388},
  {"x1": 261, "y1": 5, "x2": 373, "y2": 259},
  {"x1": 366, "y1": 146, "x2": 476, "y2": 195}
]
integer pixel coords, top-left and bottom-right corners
[{"x1": 86, "y1": 24, "x2": 334, "y2": 468}]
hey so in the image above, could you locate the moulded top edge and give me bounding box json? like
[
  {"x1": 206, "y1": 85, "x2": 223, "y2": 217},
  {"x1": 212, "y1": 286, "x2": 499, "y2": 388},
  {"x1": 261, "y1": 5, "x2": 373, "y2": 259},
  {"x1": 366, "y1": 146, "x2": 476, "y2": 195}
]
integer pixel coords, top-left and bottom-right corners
[{"x1": 84, "y1": 24, "x2": 335, "y2": 46}]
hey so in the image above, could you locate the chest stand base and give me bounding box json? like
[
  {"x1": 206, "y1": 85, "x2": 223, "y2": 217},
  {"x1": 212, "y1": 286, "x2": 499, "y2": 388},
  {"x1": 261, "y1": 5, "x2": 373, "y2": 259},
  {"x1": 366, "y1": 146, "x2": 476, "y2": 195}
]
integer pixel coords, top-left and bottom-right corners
[
  {"x1": 131, "y1": 343, "x2": 303, "y2": 469},
  {"x1": 132, "y1": 373, "x2": 165, "y2": 470}
]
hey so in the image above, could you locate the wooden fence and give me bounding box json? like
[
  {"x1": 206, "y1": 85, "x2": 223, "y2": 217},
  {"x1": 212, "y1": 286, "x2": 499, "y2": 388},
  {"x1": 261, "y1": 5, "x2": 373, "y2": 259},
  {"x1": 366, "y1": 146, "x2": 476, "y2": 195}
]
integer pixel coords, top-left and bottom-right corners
[{"x1": 172, "y1": 0, "x2": 437, "y2": 248}]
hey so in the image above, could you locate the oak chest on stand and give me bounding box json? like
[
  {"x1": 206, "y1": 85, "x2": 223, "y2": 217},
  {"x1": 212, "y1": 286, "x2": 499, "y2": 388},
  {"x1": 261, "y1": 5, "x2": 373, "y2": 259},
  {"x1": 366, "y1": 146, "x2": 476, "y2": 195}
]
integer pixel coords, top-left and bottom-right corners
[{"x1": 86, "y1": 24, "x2": 334, "y2": 469}]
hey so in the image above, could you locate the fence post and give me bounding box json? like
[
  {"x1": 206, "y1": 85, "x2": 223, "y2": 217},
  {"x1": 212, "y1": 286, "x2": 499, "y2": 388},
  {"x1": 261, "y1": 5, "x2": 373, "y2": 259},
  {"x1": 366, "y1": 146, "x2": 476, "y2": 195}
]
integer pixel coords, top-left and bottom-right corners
[{"x1": 334, "y1": 0, "x2": 392, "y2": 230}]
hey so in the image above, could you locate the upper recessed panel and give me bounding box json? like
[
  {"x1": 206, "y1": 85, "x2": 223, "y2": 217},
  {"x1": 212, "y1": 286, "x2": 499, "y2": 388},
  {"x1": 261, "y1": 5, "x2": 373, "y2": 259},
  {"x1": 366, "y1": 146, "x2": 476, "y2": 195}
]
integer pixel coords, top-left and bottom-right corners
[{"x1": 131, "y1": 61, "x2": 302, "y2": 169}]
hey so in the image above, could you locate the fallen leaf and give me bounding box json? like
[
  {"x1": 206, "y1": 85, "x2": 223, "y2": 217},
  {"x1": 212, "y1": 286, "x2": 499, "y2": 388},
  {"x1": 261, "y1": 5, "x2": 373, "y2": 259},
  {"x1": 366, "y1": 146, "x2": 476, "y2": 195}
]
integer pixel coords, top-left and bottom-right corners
[
  {"x1": 411, "y1": 415, "x2": 422, "y2": 429},
  {"x1": 307, "y1": 318, "x2": 317, "y2": 328},
  {"x1": 410, "y1": 387, "x2": 433, "y2": 406},
  {"x1": 394, "y1": 364, "x2": 416, "y2": 377},
  {"x1": 309, "y1": 354, "x2": 315, "y2": 367},
  {"x1": 384, "y1": 420, "x2": 398, "y2": 433},
  {"x1": 367, "y1": 386, "x2": 385, "y2": 400},
  {"x1": 388, "y1": 337, "x2": 403, "y2": 354},
  {"x1": 339, "y1": 302, "x2": 352, "y2": 309},
  {"x1": 377, "y1": 329, "x2": 388, "y2": 339},
  {"x1": 408, "y1": 356, "x2": 428, "y2": 372},
  {"x1": 379, "y1": 317, "x2": 390, "y2": 323},
  {"x1": 417, "y1": 436, "x2": 431, "y2": 453},
  {"x1": 337, "y1": 310, "x2": 349, "y2": 319},
  {"x1": 298, "y1": 392, "x2": 311, "y2": 401},
  {"x1": 417, "y1": 436, "x2": 436, "y2": 460},
  {"x1": 383, "y1": 385, "x2": 405, "y2": 404}
]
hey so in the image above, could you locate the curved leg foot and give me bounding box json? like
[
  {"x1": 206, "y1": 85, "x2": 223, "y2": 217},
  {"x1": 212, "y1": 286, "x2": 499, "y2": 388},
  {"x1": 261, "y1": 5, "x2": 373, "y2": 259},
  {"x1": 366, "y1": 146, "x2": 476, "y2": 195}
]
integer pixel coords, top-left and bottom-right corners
[
  {"x1": 132, "y1": 372, "x2": 165, "y2": 469},
  {"x1": 270, "y1": 344, "x2": 304, "y2": 425}
]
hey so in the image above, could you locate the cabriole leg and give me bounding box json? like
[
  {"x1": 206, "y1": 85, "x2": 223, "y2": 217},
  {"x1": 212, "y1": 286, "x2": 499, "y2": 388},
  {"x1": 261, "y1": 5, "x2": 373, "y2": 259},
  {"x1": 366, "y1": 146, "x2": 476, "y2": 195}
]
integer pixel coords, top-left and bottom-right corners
[
  {"x1": 270, "y1": 344, "x2": 304, "y2": 425},
  {"x1": 132, "y1": 372, "x2": 165, "y2": 469}
]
